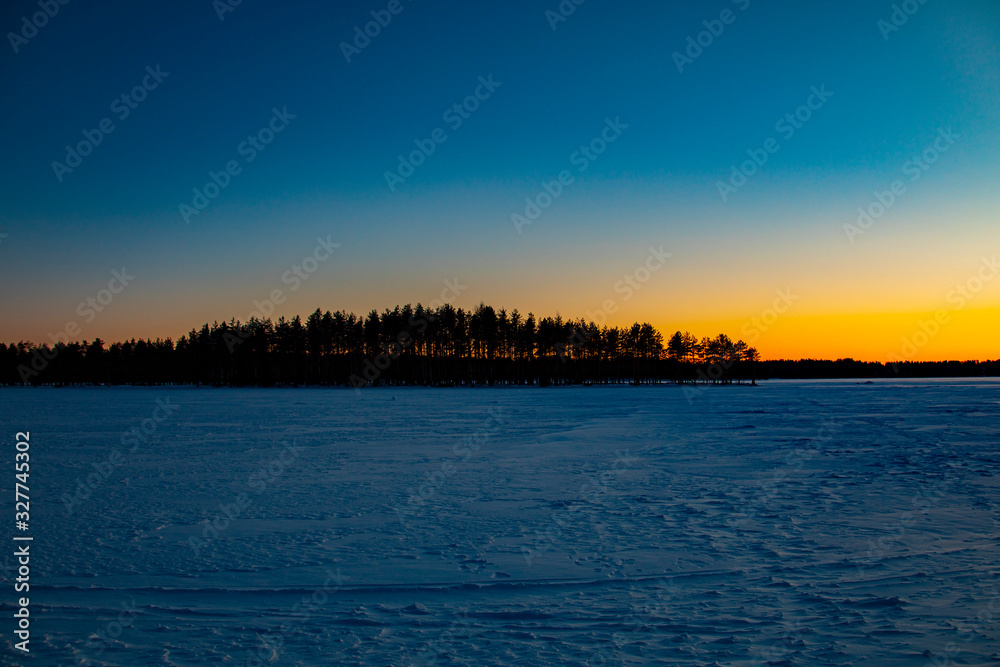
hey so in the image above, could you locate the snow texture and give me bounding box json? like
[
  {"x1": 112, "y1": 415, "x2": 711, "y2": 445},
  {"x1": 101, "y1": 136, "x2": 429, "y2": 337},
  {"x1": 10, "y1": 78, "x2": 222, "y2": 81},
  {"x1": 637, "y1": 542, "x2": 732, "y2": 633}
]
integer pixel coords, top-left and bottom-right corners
[{"x1": 1, "y1": 380, "x2": 998, "y2": 665}]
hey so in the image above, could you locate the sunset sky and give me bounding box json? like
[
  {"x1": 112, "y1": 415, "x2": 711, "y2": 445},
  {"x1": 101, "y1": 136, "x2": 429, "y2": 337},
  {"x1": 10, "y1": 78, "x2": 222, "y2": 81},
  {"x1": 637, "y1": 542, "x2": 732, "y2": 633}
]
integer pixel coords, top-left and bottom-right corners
[{"x1": 1, "y1": 0, "x2": 998, "y2": 361}]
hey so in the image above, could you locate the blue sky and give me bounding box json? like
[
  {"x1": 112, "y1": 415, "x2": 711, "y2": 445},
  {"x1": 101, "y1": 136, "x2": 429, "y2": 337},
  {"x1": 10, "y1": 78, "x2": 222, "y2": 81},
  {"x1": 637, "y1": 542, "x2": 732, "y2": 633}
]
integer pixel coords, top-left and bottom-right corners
[{"x1": 2, "y1": 0, "x2": 999, "y2": 359}]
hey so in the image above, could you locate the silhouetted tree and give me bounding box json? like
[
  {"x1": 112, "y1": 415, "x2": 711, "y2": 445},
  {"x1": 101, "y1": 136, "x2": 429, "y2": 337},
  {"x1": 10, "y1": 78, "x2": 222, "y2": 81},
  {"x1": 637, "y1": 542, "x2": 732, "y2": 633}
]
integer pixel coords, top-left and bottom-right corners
[{"x1": 4, "y1": 303, "x2": 995, "y2": 387}]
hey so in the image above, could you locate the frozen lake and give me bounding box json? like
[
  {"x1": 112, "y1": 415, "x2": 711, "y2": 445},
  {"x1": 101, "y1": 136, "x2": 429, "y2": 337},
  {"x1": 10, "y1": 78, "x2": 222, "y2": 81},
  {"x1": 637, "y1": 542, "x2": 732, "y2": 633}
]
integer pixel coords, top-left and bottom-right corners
[{"x1": 1, "y1": 380, "x2": 999, "y2": 665}]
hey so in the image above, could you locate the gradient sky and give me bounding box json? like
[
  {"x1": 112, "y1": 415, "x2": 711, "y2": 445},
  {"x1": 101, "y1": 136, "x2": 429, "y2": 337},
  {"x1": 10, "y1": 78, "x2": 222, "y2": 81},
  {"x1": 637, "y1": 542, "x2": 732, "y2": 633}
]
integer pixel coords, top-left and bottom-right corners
[{"x1": 1, "y1": 0, "x2": 999, "y2": 361}]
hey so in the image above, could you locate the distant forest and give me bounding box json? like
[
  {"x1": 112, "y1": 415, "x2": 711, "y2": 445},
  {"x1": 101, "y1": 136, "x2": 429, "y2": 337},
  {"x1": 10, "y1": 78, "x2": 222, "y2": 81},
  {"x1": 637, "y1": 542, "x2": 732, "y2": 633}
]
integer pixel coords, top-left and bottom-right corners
[{"x1": 3, "y1": 303, "x2": 999, "y2": 386}]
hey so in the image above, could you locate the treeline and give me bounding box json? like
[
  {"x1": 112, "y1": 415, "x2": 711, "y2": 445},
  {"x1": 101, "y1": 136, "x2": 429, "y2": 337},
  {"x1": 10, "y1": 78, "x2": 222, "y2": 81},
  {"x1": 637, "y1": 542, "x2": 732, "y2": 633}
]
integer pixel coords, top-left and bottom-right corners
[
  {"x1": 3, "y1": 303, "x2": 760, "y2": 387},
  {"x1": 3, "y1": 303, "x2": 997, "y2": 387},
  {"x1": 756, "y1": 358, "x2": 1000, "y2": 379}
]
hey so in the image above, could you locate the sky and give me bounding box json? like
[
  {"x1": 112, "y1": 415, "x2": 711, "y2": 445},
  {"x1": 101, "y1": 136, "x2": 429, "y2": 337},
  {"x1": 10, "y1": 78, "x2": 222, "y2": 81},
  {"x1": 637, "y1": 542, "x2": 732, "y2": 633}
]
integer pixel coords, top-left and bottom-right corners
[{"x1": 1, "y1": 0, "x2": 999, "y2": 362}]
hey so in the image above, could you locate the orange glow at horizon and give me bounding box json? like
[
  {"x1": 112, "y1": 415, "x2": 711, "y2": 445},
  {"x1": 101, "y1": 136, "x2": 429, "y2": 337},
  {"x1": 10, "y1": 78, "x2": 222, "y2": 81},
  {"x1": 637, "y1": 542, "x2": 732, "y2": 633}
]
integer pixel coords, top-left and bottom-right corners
[
  {"x1": 647, "y1": 308, "x2": 1000, "y2": 363},
  {"x1": 6, "y1": 305, "x2": 998, "y2": 365}
]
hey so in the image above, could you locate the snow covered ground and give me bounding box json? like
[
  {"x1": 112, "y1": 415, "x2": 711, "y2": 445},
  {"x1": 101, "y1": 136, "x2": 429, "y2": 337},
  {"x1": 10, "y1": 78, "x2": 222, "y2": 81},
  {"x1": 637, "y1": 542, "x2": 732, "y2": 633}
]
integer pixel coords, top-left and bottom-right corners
[{"x1": 1, "y1": 380, "x2": 999, "y2": 665}]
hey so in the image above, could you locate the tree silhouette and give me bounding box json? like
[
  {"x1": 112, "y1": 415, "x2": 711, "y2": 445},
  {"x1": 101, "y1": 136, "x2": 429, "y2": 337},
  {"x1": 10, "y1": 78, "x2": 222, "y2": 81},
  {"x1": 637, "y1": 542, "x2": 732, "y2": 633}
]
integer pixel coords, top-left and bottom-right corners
[{"x1": 3, "y1": 303, "x2": 995, "y2": 387}]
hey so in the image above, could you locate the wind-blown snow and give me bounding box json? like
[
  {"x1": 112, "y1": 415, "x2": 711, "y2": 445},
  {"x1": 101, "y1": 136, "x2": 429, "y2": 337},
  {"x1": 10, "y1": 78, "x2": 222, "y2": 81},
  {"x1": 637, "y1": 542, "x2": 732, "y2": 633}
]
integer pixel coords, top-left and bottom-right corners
[{"x1": 1, "y1": 380, "x2": 998, "y2": 665}]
